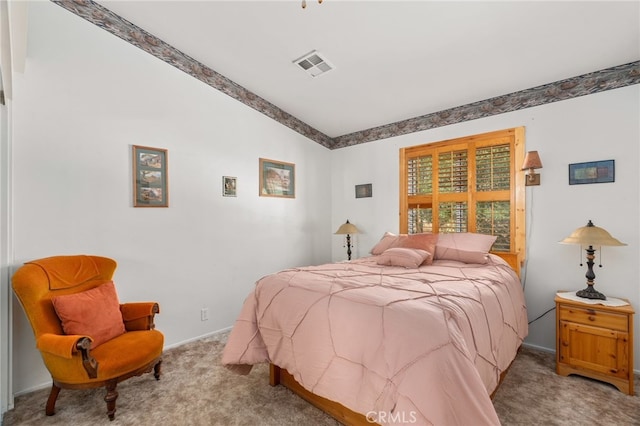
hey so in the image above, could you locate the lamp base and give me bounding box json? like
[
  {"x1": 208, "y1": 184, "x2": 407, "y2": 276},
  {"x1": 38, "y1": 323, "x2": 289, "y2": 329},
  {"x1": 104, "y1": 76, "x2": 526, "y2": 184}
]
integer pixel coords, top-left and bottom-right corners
[
  {"x1": 525, "y1": 173, "x2": 540, "y2": 186},
  {"x1": 576, "y1": 286, "x2": 606, "y2": 300}
]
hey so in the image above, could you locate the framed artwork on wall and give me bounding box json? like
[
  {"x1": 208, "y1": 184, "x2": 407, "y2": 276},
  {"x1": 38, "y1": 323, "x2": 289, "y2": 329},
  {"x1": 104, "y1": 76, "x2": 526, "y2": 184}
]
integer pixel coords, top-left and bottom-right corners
[
  {"x1": 259, "y1": 158, "x2": 295, "y2": 198},
  {"x1": 568, "y1": 160, "x2": 615, "y2": 185},
  {"x1": 355, "y1": 183, "x2": 372, "y2": 198},
  {"x1": 223, "y1": 176, "x2": 237, "y2": 197},
  {"x1": 132, "y1": 145, "x2": 168, "y2": 207}
]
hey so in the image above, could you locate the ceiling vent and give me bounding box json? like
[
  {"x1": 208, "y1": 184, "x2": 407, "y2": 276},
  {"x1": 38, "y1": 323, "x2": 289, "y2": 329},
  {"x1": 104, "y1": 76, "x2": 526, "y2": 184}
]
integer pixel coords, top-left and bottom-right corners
[{"x1": 293, "y1": 50, "x2": 334, "y2": 78}]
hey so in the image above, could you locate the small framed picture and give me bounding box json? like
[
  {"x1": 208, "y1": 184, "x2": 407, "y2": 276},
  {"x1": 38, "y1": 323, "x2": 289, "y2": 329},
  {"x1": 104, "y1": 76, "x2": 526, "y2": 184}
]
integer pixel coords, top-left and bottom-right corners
[
  {"x1": 355, "y1": 183, "x2": 372, "y2": 198},
  {"x1": 132, "y1": 145, "x2": 168, "y2": 207},
  {"x1": 259, "y1": 158, "x2": 295, "y2": 198},
  {"x1": 223, "y1": 176, "x2": 237, "y2": 197},
  {"x1": 569, "y1": 160, "x2": 615, "y2": 185}
]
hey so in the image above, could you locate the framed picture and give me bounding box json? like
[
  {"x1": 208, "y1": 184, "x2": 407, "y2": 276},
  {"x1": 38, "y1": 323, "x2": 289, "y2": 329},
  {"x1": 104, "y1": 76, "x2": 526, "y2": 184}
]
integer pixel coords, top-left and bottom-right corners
[
  {"x1": 568, "y1": 160, "x2": 615, "y2": 185},
  {"x1": 259, "y1": 158, "x2": 295, "y2": 198},
  {"x1": 223, "y1": 176, "x2": 237, "y2": 197},
  {"x1": 355, "y1": 183, "x2": 372, "y2": 198},
  {"x1": 132, "y1": 145, "x2": 168, "y2": 207}
]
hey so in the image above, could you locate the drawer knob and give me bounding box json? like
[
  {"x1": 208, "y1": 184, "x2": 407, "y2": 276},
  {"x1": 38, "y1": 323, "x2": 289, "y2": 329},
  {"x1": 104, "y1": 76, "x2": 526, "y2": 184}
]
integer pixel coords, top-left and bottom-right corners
[{"x1": 588, "y1": 316, "x2": 595, "y2": 321}]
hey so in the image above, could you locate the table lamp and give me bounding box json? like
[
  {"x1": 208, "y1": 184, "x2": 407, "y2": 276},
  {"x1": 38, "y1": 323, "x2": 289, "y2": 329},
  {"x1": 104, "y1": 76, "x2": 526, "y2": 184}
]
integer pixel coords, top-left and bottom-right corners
[
  {"x1": 560, "y1": 220, "x2": 626, "y2": 300},
  {"x1": 335, "y1": 220, "x2": 359, "y2": 260}
]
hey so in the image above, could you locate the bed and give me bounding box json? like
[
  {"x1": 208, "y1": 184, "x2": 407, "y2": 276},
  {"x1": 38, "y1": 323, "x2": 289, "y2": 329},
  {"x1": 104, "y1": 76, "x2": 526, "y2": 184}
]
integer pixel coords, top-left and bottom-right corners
[{"x1": 222, "y1": 234, "x2": 528, "y2": 425}]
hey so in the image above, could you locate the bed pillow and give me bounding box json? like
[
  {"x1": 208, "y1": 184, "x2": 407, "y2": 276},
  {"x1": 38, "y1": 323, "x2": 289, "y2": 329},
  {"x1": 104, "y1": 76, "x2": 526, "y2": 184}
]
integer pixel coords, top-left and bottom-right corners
[
  {"x1": 434, "y1": 232, "x2": 497, "y2": 264},
  {"x1": 376, "y1": 248, "x2": 430, "y2": 268},
  {"x1": 370, "y1": 232, "x2": 400, "y2": 255},
  {"x1": 398, "y1": 233, "x2": 438, "y2": 265},
  {"x1": 51, "y1": 281, "x2": 126, "y2": 348}
]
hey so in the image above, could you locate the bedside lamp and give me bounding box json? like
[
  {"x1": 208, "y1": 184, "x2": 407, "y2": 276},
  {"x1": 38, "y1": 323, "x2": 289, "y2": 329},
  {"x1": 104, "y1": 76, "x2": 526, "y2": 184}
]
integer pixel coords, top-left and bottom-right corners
[
  {"x1": 560, "y1": 220, "x2": 626, "y2": 300},
  {"x1": 522, "y1": 151, "x2": 543, "y2": 186},
  {"x1": 335, "y1": 220, "x2": 359, "y2": 260}
]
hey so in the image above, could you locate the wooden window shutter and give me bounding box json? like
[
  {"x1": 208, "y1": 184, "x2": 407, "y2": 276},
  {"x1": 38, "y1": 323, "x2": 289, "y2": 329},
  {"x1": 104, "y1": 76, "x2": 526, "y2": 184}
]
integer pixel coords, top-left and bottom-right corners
[{"x1": 399, "y1": 127, "x2": 525, "y2": 266}]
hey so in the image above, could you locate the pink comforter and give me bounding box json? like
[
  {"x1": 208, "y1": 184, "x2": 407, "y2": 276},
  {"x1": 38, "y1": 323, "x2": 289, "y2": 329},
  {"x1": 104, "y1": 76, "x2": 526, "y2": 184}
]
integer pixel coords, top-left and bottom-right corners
[{"x1": 222, "y1": 254, "x2": 528, "y2": 425}]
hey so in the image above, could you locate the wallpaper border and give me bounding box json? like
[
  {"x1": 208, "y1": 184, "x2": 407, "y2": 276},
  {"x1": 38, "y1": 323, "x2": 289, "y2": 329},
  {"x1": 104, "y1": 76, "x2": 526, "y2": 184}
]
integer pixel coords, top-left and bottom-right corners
[
  {"x1": 54, "y1": 1, "x2": 639, "y2": 150},
  {"x1": 333, "y1": 61, "x2": 640, "y2": 148}
]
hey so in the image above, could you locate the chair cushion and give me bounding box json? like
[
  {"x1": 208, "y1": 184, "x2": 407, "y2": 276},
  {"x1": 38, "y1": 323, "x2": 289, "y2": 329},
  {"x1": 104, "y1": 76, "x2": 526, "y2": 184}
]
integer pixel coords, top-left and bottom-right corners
[
  {"x1": 51, "y1": 281, "x2": 126, "y2": 348},
  {"x1": 91, "y1": 330, "x2": 164, "y2": 380},
  {"x1": 44, "y1": 330, "x2": 164, "y2": 384}
]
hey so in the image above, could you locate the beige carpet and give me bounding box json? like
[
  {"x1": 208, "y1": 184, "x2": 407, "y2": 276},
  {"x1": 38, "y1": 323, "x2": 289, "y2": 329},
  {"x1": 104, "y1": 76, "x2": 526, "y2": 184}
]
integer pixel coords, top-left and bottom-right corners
[{"x1": 3, "y1": 332, "x2": 639, "y2": 425}]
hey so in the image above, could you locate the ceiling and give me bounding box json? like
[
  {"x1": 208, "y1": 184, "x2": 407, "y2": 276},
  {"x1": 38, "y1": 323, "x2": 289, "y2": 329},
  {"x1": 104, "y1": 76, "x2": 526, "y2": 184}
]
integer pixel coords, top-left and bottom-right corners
[{"x1": 94, "y1": 0, "x2": 639, "y2": 139}]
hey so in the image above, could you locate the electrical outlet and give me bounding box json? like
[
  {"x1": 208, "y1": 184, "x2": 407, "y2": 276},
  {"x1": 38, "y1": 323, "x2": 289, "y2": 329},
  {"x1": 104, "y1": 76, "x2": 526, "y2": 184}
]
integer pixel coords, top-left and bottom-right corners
[{"x1": 201, "y1": 307, "x2": 209, "y2": 321}]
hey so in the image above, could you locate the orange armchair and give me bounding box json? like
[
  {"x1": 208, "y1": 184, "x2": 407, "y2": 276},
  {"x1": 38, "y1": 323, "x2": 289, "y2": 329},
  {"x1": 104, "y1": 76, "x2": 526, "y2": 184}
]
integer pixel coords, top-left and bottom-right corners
[{"x1": 12, "y1": 255, "x2": 164, "y2": 420}]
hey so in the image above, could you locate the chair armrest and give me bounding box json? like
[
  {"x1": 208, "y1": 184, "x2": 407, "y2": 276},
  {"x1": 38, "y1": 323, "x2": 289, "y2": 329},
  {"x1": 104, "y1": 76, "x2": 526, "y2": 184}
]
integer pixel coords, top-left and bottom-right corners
[
  {"x1": 37, "y1": 333, "x2": 91, "y2": 359},
  {"x1": 37, "y1": 333, "x2": 97, "y2": 378},
  {"x1": 120, "y1": 302, "x2": 160, "y2": 331}
]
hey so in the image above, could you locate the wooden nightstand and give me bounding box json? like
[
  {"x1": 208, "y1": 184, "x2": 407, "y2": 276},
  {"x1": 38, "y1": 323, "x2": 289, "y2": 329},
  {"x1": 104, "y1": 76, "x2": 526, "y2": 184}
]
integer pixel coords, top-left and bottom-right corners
[{"x1": 555, "y1": 294, "x2": 635, "y2": 395}]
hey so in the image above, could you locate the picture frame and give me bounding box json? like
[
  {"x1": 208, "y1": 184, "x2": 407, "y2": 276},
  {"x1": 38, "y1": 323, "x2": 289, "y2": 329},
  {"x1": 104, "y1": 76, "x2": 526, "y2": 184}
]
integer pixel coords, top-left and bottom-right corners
[
  {"x1": 223, "y1": 176, "x2": 237, "y2": 197},
  {"x1": 355, "y1": 183, "x2": 373, "y2": 198},
  {"x1": 259, "y1": 158, "x2": 295, "y2": 198},
  {"x1": 568, "y1": 160, "x2": 615, "y2": 185},
  {"x1": 132, "y1": 145, "x2": 168, "y2": 207}
]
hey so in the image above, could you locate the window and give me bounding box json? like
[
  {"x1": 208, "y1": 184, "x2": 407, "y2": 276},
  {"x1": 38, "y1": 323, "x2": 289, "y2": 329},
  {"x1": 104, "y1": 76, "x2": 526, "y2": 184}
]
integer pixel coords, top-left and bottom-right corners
[{"x1": 399, "y1": 127, "x2": 525, "y2": 258}]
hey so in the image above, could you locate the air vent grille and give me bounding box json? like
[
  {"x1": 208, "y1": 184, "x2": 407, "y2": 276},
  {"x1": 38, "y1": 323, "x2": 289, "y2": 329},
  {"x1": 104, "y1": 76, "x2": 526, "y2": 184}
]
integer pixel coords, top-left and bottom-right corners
[{"x1": 294, "y1": 50, "x2": 334, "y2": 77}]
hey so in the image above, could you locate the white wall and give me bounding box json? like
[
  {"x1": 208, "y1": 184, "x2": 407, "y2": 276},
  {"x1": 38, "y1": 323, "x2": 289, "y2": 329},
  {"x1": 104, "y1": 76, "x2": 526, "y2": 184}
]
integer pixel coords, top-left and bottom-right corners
[
  {"x1": 8, "y1": 0, "x2": 640, "y2": 399},
  {"x1": 330, "y1": 85, "x2": 640, "y2": 370},
  {"x1": 9, "y1": 2, "x2": 332, "y2": 394}
]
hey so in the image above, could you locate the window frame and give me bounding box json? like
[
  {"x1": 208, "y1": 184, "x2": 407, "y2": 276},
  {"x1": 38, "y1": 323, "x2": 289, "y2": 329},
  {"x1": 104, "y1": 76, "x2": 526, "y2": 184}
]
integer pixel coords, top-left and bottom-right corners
[{"x1": 399, "y1": 127, "x2": 526, "y2": 273}]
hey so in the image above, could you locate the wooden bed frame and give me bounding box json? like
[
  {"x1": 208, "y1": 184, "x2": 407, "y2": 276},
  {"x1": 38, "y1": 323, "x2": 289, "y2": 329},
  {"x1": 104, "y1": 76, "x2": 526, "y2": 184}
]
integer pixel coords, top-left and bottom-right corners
[
  {"x1": 269, "y1": 364, "x2": 371, "y2": 425},
  {"x1": 269, "y1": 357, "x2": 516, "y2": 426},
  {"x1": 267, "y1": 251, "x2": 522, "y2": 426},
  {"x1": 492, "y1": 251, "x2": 522, "y2": 278}
]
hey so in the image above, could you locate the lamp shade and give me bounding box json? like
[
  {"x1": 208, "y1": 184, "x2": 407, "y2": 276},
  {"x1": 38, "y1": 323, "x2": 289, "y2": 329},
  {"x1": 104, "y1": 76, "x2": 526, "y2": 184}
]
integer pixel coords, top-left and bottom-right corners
[
  {"x1": 521, "y1": 151, "x2": 543, "y2": 170},
  {"x1": 335, "y1": 220, "x2": 359, "y2": 235},
  {"x1": 560, "y1": 220, "x2": 626, "y2": 246}
]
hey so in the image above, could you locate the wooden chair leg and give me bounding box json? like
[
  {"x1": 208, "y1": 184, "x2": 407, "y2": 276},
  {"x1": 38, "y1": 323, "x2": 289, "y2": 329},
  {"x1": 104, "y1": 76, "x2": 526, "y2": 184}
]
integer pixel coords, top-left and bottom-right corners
[
  {"x1": 45, "y1": 384, "x2": 61, "y2": 416},
  {"x1": 104, "y1": 380, "x2": 118, "y2": 421},
  {"x1": 153, "y1": 359, "x2": 162, "y2": 380}
]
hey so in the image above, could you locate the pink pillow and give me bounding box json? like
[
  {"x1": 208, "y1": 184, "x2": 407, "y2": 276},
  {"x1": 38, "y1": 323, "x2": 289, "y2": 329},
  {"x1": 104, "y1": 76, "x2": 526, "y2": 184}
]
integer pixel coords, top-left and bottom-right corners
[
  {"x1": 434, "y1": 232, "x2": 497, "y2": 264},
  {"x1": 51, "y1": 281, "x2": 126, "y2": 348},
  {"x1": 399, "y1": 233, "x2": 438, "y2": 265},
  {"x1": 370, "y1": 232, "x2": 400, "y2": 255},
  {"x1": 376, "y1": 248, "x2": 430, "y2": 268}
]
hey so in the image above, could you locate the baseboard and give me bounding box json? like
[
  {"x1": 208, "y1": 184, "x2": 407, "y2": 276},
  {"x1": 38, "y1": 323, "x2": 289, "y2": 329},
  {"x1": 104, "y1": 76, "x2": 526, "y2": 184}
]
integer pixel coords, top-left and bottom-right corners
[
  {"x1": 521, "y1": 342, "x2": 555, "y2": 354},
  {"x1": 13, "y1": 381, "x2": 51, "y2": 398},
  {"x1": 159, "y1": 326, "x2": 232, "y2": 351}
]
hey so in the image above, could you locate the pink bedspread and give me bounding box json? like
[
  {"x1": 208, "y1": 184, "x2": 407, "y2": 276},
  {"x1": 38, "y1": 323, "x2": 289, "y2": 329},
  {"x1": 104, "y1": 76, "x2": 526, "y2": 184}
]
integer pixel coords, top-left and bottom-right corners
[{"x1": 222, "y1": 254, "x2": 528, "y2": 425}]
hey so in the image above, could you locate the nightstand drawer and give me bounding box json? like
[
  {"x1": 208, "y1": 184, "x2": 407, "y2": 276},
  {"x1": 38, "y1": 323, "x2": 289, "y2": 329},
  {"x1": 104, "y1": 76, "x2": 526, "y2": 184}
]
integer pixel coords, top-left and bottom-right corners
[{"x1": 558, "y1": 305, "x2": 628, "y2": 331}]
